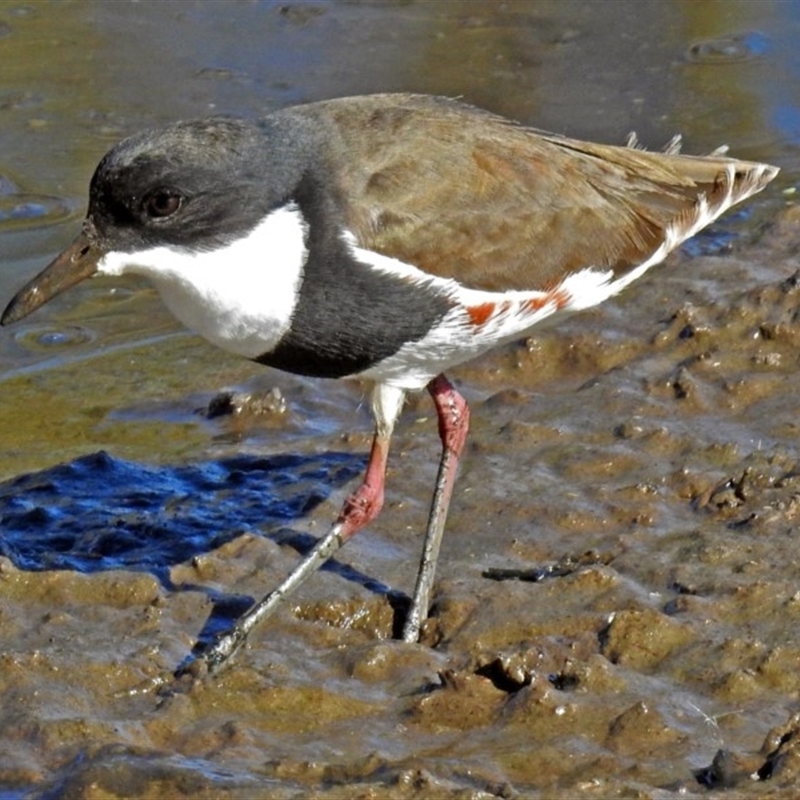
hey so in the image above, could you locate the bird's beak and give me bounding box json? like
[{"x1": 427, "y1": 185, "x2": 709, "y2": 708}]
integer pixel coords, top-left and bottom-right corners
[{"x1": 1, "y1": 225, "x2": 104, "y2": 326}]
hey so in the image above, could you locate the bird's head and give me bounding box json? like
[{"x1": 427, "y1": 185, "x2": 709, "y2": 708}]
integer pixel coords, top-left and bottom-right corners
[{"x1": 1, "y1": 115, "x2": 313, "y2": 325}]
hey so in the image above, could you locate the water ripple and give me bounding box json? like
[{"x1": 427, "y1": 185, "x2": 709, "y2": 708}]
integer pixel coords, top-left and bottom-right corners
[
  {"x1": 13, "y1": 324, "x2": 97, "y2": 352},
  {"x1": 0, "y1": 191, "x2": 73, "y2": 231}
]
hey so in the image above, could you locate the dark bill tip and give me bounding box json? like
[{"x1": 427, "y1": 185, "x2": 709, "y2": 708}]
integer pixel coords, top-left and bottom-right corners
[{"x1": 1, "y1": 229, "x2": 102, "y2": 326}]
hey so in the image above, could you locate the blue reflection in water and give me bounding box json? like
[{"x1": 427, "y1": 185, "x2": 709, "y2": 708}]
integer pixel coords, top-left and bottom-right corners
[{"x1": 0, "y1": 450, "x2": 365, "y2": 586}]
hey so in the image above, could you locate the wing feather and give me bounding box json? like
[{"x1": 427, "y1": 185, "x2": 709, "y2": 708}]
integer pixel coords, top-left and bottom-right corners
[{"x1": 285, "y1": 94, "x2": 777, "y2": 292}]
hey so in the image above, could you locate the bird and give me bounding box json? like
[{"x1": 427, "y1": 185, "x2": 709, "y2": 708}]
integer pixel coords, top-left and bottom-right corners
[{"x1": 0, "y1": 93, "x2": 778, "y2": 678}]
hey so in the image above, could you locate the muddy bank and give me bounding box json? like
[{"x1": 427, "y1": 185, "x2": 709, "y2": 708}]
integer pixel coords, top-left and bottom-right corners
[
  {"x1": 2, "y1": 210, "x2": 800, "y2": 797},
  {"x1": 1, "y1": 0, "x2": 800, "y2": 797}
]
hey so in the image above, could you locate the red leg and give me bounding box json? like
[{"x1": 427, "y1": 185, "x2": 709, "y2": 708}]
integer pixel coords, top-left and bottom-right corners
[
  {"x1": 337, "y1": 433, "x2": 389, "y2": 540},
  {"x1": 402, "y1": 373, "x2": 470, "y2": 642},
  {"x1": 185, "y1": 386, "x2": 403, "y2": 678},
  {"x1": 430, "y1": 373, "x2": 470, "y2": 459}
]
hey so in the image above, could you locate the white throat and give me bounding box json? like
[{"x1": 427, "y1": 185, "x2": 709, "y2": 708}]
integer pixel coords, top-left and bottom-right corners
[{"x1": 97, "y1": 203, "x2": 308, "y2": 358}]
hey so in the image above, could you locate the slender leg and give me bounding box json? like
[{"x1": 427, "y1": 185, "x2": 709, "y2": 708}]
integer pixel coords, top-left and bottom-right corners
[
  {"x1": 184, "y1": 384, "x2": 406, "y2": 677},
  {"x1": 402, "y1": 374, "x2": 470, "y2": 642}
]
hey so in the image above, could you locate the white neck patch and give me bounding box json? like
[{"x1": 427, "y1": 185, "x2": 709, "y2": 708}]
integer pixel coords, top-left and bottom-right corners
[{"x1": 97, "y1": 203, "x2": 308, "y2": 358}]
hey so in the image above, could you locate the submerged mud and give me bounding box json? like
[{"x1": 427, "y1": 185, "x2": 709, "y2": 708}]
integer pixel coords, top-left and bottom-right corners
[{"x1": 1, "y1": 210, "x2": 800, "y2": 797}]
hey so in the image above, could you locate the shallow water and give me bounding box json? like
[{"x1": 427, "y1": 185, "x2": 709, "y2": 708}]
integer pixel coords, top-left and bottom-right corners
[{"x1": 1, "y1": 1, "x2": 800, "y2": 797}]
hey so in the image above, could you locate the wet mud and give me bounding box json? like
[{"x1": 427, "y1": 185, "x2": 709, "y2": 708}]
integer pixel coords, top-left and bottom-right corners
[
  {"x1": 2, "y1": 1, "x2": 800, "y2": 798},
  {"x1": 2, "y1": 214, "x2": 800, "y2": 797}
]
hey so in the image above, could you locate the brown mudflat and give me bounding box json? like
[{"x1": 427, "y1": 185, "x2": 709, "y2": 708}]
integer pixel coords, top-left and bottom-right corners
[{"x1": 2, "y1": 207, "x2": 800, "y2": 797}]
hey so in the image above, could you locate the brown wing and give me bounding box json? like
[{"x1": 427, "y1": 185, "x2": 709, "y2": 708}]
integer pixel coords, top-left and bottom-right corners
[{"x1": 288, "y1": 94, "x2": 776, "y2": 292}]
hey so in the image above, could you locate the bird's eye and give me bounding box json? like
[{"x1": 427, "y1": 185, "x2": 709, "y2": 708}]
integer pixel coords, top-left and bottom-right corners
[{"x1": 143, "y1": 190, "x2": 182, "y2": 219}]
